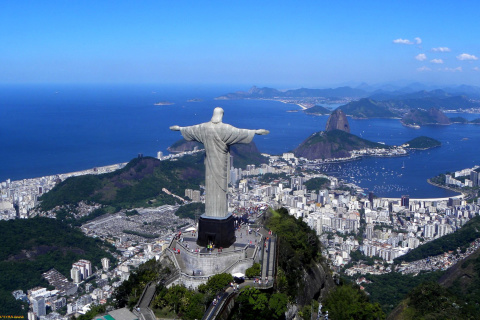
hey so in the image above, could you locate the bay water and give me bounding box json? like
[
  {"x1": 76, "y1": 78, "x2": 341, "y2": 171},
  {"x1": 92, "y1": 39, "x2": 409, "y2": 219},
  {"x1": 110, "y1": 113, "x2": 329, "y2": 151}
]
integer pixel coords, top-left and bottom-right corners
[{"x1": 1, "y1": 84, "x2": 479, "y2": 198}]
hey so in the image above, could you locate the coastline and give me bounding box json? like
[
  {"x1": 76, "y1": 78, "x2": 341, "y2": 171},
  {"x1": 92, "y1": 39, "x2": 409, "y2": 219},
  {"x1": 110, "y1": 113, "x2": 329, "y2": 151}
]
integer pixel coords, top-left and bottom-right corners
[{"x1": 426, "y1": 179, "x2": 464, "y2": 197}]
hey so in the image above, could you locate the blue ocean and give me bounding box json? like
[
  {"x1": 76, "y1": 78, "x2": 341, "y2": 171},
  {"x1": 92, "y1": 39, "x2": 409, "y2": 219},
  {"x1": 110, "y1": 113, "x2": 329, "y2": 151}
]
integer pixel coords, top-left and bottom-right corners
[{"x1": 1, "y1": 84, "x2": 479, "y2": 198}]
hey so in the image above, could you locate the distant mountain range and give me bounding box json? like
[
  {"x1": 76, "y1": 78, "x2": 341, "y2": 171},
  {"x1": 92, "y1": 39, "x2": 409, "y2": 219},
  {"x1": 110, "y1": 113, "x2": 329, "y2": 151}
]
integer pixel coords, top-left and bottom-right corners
[
  {"x1": 216, "y1": 85, "x2": 370, "y2": 100},
  {"x1": 217, "y1": 84, "x2": 480, "y2": 100},
  {"x1": 217, "y1": 86, "x2": 480, "y2": 126}
]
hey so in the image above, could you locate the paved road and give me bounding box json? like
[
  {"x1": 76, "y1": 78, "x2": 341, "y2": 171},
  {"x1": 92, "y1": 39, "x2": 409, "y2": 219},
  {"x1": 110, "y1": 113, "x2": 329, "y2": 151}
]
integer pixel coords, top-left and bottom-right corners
[{"x1": 136, "y1": 282, "x2": 157, "y2": 320}]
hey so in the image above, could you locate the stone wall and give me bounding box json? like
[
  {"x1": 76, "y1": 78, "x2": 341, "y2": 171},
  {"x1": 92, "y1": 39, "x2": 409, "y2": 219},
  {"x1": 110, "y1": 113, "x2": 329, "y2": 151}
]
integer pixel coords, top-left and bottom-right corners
[{"x1": 179, "y1": 248, "x2": 246, "y2": 275}]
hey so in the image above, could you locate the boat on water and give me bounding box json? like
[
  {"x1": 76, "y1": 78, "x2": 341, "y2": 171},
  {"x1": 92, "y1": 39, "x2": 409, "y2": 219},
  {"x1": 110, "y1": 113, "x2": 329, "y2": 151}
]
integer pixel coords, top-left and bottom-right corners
[{"x1": 154, "y1": 101, "x2": 175, "y2": 106}]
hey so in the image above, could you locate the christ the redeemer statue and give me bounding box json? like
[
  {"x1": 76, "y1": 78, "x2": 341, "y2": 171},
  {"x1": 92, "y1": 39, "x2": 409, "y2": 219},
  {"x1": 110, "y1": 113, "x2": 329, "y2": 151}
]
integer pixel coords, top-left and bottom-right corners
[{"x1": 170, "y1": 107, "x2": 269, "y2": 219}]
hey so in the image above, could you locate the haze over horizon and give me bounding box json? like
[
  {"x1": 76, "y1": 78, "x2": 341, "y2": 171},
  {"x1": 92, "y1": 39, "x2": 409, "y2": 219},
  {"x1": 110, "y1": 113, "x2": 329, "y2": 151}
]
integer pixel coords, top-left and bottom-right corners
[{"x1": 1, "y1": 1, "x2": 480, "y2": 88}]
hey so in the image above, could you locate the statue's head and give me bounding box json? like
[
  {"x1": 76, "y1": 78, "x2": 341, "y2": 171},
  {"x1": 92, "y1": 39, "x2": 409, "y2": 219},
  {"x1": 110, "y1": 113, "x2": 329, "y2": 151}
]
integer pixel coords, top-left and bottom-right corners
[{"x1": 211, "y1": 107, "x2": 224, "y2": 123}]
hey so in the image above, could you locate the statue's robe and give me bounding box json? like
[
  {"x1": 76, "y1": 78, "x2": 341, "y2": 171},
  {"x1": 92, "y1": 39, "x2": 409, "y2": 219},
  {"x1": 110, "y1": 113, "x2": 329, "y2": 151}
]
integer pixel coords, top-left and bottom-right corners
[{"x1": 180, "y1": 122, "x2": 255, "y2": 218}]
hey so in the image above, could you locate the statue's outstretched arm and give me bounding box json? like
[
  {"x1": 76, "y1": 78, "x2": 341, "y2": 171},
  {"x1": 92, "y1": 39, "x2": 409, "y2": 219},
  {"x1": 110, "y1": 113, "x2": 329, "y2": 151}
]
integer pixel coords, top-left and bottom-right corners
[
  {"x1": 170, "y1": 125, "x2": 181, "y2": 131},
  {"x1": 255, "y1": 129, "x2": 269, "y2": 135}
]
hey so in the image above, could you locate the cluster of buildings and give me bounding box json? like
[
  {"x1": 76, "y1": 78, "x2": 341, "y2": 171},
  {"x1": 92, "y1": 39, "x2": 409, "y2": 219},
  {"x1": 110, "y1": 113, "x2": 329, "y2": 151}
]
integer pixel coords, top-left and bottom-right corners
[
  {"x1": 13, "y1": 256, "x2": 135, "y2": 320},
  {"x1": 223, "y1": 153, "x2": 480, "y2": 277},
  {"x1": 184, "y1": 188, "x2": 201, "y2": 202},
  {"x1": 7, "y1": 148, "x2": 480, "y2": 318},
  {"x1": 445, "y1": 165, "x2": 480, "y2": 188},
  {"x1": 351, "y1": 145, "x2": 408, "y2": 157},
  {"x1": 0, "y1": 164, "x2": 125, "y2": 221},
  {"x1": 70, "y1": 260, "x2": 92, "y2": 284}
]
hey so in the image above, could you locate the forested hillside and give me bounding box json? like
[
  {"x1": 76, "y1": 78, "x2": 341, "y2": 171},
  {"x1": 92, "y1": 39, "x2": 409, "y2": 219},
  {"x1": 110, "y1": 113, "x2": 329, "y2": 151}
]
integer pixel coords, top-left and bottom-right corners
[{"x1": 0, "y1": 218, "x2": 116, "y2": 315}]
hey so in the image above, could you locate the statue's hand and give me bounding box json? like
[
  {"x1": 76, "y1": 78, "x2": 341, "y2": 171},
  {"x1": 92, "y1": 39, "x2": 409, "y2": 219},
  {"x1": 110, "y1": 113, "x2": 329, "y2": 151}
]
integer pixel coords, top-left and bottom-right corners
[
  {"x1": 255, "y1": 129, "x2": 269, "y2": 135},
  {"x1": 170, "y1": 125, "x2": 181, "y2": 131}
]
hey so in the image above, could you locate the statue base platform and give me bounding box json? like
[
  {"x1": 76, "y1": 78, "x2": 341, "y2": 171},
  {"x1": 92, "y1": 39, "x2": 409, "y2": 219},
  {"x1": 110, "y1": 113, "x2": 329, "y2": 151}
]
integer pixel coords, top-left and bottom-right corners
[{"x1": 197, "y1": 213, "x2": 236, "y2": 248}]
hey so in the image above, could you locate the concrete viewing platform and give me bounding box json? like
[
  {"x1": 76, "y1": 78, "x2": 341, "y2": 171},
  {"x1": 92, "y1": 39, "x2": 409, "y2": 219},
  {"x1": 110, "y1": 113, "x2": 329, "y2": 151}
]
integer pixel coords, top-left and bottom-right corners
[{"x1": 164, "y1": 223, "x2": 276, "y2": 290}]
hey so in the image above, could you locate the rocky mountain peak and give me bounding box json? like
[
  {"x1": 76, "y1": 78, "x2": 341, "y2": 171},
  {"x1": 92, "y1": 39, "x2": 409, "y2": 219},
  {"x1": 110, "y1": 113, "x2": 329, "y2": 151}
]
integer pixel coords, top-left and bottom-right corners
[{"x1": 325, "y1": 109, "x2": 350, "y2": 133}]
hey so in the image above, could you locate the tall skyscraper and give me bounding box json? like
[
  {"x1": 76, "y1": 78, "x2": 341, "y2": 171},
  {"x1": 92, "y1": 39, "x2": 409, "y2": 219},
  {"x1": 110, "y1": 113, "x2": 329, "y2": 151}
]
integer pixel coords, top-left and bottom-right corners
[
  {"x1": 368, "y1": 192, "x2": 374, "y2": 207},
  {"x1": 424, "y1": 224, "x2": 435, "y2": 238},
  {"x1": 32, "y1": 296, "x2": 46, "y2": 317},
  {"x1": 71, "y1": 259, "x2": 92, "y2": 281},
  {"x1": 366, "y1": 224, "x2": 374, "y2": 240},
  {"x1": 471, "y1": 170, "x2": 479, "y2": 187},
  {"x1": 401, "y1": 195, "x2": 409, "y2": 208},
  {"x1": 71, "y1": 267, "x2": 81, "y2": 283}
]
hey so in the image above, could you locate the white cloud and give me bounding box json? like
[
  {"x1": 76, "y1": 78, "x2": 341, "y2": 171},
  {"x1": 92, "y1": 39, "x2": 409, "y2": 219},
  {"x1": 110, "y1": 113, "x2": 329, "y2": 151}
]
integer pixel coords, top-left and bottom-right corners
[
  {"x1": 417, "y1": 66, "x2": 431, "y2": 71},
  {"x1": 430, "y1": 59, "x2": 444, "y2": 64},
  {"x1": 415, "y1": 37, "x2": 422, "y2": 44},
  {"x1": 431, "y1": 47, "x2": 451, "y2": 52},
  {"x1": 443, "y1": 67, "x2": 463, "y2": 72},
  {"x1": 474, "y1": 67, "x2": 480, "y2": 71},
  {"x1": 415, "y1": 54, "x2": 427, "y2": 61},
  {"x1": 457, "y1": 53, "x2": 478, "y2": 61},
  {"x1": 393, "y1": 38, "x2": 413, "y2": 45}
]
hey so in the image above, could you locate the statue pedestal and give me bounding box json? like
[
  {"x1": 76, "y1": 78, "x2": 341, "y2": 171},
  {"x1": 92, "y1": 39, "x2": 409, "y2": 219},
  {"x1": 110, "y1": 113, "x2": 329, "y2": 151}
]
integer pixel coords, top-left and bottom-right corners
[{"x1": 197, "y1": 213, "x2": 236, "y2": 248}]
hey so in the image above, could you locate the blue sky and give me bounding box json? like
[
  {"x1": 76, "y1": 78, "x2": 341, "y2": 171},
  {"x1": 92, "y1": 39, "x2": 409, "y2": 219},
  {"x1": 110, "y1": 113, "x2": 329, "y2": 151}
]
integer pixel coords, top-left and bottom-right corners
[{"x1": 1, "y1": 1, "x2": 479, "y2": 87}]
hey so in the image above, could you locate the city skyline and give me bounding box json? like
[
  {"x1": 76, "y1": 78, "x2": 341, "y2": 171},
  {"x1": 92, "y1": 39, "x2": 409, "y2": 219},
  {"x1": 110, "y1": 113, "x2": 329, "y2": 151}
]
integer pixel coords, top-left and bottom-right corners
[{"x1": 1, "y1": 1, "x2": 480, "y2": 87}]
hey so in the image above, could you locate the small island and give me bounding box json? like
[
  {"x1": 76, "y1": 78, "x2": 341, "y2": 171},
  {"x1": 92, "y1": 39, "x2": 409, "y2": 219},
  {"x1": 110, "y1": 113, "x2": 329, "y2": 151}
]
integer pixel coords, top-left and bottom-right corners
[
  {"x1": 401, "y1": 107, "x2": 451, "y2": 127},
  {"x1": 471, "y1": 118, "x2": 480, "y2": 124},
  {"x1": 404, "y1": 136, "x2": 441, "y2": 149},
  {"x1": 154, "y1": 101, "x2": 175, "y2": 106},
  {"x1": 304, "y1": 105, "x2": 331, "y2": 115}
]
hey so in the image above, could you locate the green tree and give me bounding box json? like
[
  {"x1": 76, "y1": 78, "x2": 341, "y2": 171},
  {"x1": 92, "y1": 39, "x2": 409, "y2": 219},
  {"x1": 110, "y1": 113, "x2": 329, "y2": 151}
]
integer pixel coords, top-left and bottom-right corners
[
  {"x1": 402, "y1": 282, "x2": 463, "y2": 319},
  {"x1": 236, "y1": 286, "x2": 270, "y2": 320},
  {"x1": 245, "y1": 263, "x2": 261, "y2": 278},
  {"x1": 175, "y1": 202, "x2": 205, "y2": 219},
  {"x1": 268, "y1": 293, "x2": 288, "y2": 319},
  {"x1": 234, "y1": 287, "x2": 288, "y2": 320},
  {"x1": 304, "y1": 177, "x2": 330, "y2": 191},
  {"x1": 266, "y1": 207, "x2": 321, "y2": 299},
  {"x1": 197, "y1": 273, "x2": 233, "y2": 305},
  {"x1": 324, "y1": 285, "x2": 385, "y2": 320}
]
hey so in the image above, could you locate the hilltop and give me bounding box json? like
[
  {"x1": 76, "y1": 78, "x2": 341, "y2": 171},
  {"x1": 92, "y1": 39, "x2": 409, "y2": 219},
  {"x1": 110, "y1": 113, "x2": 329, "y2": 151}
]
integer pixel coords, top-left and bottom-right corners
[
  {"x1": 404, "y1": 136, "x2": 441, "y2": 149},
  {"x1": 401, "y1": 107, "x2": 451, "y2": 126},
  {"x1": 304, "y1": 105, "x2": 331, "y2": 115},
  {"x1": 325, "y1": 109, "x2": 350, "y2": 133},
  {"x1": 293, "y1": 108, "x2": 387, "y2": 160},
  {"x1": 38, "y1": 146, "x2": 268, "y2": 213},
  {"x1": 167, "y1": 139, "x2": 268, "y2": 169},
  {"x1": 294, "y1": 130, "x2": 386, "y2": 160},
  {"x1": 39, "y1": 156, "x2": 204, "y2": 211},
  {"x1": 338, "y1": 98, "x2": 399, "y2": 118}
]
